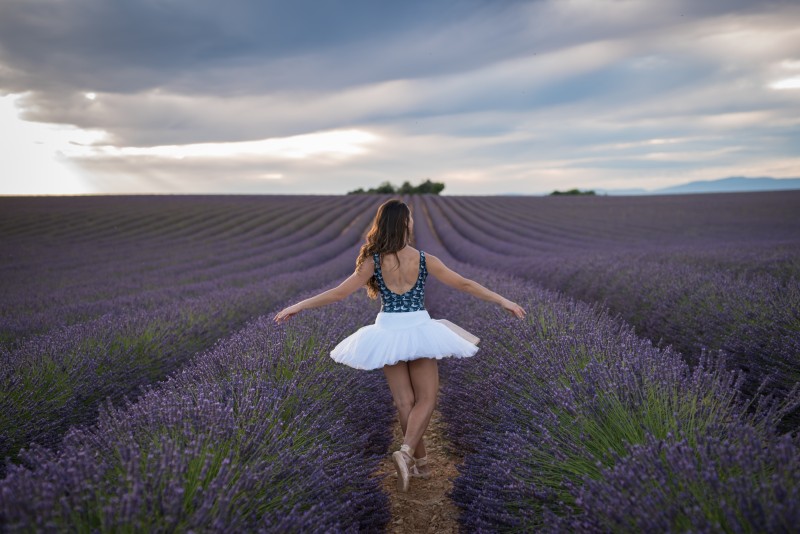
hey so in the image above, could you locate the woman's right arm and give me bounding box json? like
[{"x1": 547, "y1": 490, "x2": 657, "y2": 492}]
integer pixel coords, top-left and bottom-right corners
[
  {"x1": 274, "y1": 260, "x2": 375, "y2": 323},
  {"x1": 426, "y1": 254, "x2": 526, "y2": 319}
]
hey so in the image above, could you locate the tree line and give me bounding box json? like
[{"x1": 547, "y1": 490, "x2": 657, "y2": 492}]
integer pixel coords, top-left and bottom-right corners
[
  {"x1": 549, "y1": 188, "x2": 596, "y2": 196},
  {"x1": 348, "y1": 179, "x2": 445, "y2": 195}
]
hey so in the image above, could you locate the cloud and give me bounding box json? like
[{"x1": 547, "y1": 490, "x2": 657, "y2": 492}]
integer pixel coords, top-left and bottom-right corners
[{"x1": 64, "y1": 129, "x2": 380, "y2": 161}]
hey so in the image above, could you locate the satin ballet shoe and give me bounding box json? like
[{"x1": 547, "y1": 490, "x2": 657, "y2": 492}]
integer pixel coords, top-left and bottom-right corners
[
  {"x1": 410, "y1": 455, "x2": 432, "y2": 479},
  {"x1": 392, "y1": 444, "x2": 415, "y2": 492}
]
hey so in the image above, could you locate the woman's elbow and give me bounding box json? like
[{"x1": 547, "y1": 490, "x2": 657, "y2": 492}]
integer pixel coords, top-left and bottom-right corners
[
  {"x1": 333, "y1": 284, "x2": 358, "y2": 302},
  {"x1": 330, "y1": 288, "x2": 348, "y2": 302},
  {"x1": 458, "y1": 278, "x2": 474, "y2": 292}
]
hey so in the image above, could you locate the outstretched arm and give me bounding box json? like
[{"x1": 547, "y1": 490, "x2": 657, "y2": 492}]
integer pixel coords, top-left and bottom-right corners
[
  {"x1": 426, "y1": 254, "x2": 526, "y2": 319},
  {"x1": 274, "y1": 260, "x2": 375, "y2": 323}
]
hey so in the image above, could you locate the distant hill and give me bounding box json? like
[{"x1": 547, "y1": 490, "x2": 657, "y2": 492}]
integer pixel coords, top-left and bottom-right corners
[
  {"x1": 597, "y1": 176, "x2": 800, "y2": 196},
  {"x1": 657, "y1": 176, "x2": 800, "y2": 194}
]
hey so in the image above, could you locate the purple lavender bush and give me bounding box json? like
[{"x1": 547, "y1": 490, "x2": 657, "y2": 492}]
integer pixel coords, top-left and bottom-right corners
[
  {"x1": 0, "y1": 195, "x2": 376, "y2": 342},
  {"x1": 0, "y1": 196, "x2": 384, "y2": 470},
  {"x1": 0, "y1": 291, "x2": 393, "y2": 532},
  {"x1": 435, "y1": 277, "x2": 798, "y2": 531},
  {"x1": 0, "y1": 243, "x2": 373, "y2": 470},
  {"x1": 410, "y1": 197, "x2": 800, "y2": 532},
  {"x1": 422, "y1": 194, "x2": 800, "y2": 426},
  {"x1": 548, "y1": 425, "x2": 800, "y2": 533}
]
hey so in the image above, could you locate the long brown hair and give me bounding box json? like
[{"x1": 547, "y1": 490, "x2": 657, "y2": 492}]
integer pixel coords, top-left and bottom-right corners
[{"x1": 357, "y1": 199, "x2": 412, "y2": 299}]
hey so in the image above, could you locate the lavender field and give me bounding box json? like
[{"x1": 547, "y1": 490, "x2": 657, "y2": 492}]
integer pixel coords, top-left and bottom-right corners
[
  {"x1": 422, "y1": 193, "x2": 800, "y2": 424},
  {"x1": 1, "y1": 192, "x2": 799, "y2": 532}
]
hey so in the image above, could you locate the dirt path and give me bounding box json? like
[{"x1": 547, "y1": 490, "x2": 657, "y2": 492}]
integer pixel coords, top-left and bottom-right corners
[{"x1": 371, "y1": 403, "x2": 463, "y2": 533}]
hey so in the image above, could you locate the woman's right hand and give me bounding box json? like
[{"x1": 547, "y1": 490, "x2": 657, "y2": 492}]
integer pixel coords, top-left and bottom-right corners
[
  {"x1": 501, "y1": 298, "x2": 526, "y2": 319},
  {"x1": 274, "y1": 304, "x2": 302, "y2": 324}
]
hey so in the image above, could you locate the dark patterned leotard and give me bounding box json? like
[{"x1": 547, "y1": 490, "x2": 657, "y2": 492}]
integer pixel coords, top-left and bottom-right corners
[{"x1": 373, "y1": 250, "x2": 427, "y2": 312}]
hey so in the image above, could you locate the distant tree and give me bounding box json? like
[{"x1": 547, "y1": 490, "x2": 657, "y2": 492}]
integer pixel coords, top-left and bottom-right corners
[
  {"x1": 373, "y1": 181, "x2": 396, "y2": 194},
  {"x1": 550, "y1": 189, "x2": 596, "y2": 196},
  {"x1": 416, "y1": 179, "x2": 445, "y2": 195},
  {"x1": 347, "y1": 179, "x2": 446, "y2": 195},
  {"x1": 398, "y1": 181, "x2": 415, "y2": 195}
]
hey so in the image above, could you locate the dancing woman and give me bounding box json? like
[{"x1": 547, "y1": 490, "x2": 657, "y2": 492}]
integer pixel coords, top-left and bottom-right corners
[{"x1": 274, "y1": 199, "x2": 525, "y2": 491}]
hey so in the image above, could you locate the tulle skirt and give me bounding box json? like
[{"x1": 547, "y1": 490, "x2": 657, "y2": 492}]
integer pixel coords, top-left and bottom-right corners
[{"x1": 330, "y1": 310, "x2": 479, "y2": 370}]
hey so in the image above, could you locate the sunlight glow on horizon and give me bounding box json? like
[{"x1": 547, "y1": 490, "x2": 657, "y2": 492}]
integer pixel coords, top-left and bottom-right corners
[
  {"x1": 2, "y1": 90, "x2": 382, "y2": 195},
  {"x1": 1, "y1": 94, "x2": 97, "y2": 195},
  {"x1": 62, "y1": 129, "x2": 381, "y2": 161}
]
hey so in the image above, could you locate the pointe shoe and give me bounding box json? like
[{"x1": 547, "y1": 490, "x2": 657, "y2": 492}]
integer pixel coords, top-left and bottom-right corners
[
  {"x1": 410, "y1": 455, "x2": 432, "y2": 479},
  {"x1": 392, "y1": 444, "x2": 415, "y2": 492}
]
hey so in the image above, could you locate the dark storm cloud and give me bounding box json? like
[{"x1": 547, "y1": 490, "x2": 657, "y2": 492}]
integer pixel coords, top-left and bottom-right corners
[
  {"x1": 0, "y1": 0, "x2": 778, "y2": 98},
  {"x1": 0, "y1": 0, "x2": 717, "y2": 142},
  {"x1": 1, "y1": 0, "x2": 547, "y2": 143},
  {"x1": 0, "y1": 0, "x2": 526, "y2": 95}
]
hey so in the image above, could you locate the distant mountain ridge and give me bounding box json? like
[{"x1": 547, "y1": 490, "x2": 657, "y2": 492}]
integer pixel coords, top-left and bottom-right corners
[{"x1": 596, "y1": 176, "x2": 800, "y2": 196}]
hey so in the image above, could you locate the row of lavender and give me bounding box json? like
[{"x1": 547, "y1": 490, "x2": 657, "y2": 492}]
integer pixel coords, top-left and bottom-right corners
[
  {"x1": 411, "y1": 198, "x2": 800, "y2": 531},
  {"x1": 440, "y1": 193, "x2": 800, "y2": 254},
  {"x1": 436, "y1": 276, "x2": 800, "y2": 531},
  {"x1": 0, "y1": 196, "x2": 383, "y2": 469},
  {"x1": 1, "y1": 289, "x2": 394, "y2": 532},
  {"x1": 421, "y1": 194, "x2": 800, "y2": 423},
  {"x1": 1, "y1": 195, "x2": 376, "y2": 342}
]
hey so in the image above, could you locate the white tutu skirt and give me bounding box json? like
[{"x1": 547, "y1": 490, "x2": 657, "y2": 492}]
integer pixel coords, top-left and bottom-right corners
[{"x1": 330, "y1": 310, "x2": 479, "y2": 370}]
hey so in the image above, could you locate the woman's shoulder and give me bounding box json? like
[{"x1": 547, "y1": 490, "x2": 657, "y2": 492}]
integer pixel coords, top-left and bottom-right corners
[
  {"x1": 422, "y1": 252, "x2": 448, "y2": 271},
  {"x1": 355, "y1": 252, "x2": 377, "y2": 273},
  {"x1": 420, "y1": 250, "x2": 438, "y2": 261}
]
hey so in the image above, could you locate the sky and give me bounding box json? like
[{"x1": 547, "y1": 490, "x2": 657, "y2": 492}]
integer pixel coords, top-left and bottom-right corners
[{"x1": 1, "y1": 0, "x2": 799, "y2": 196}]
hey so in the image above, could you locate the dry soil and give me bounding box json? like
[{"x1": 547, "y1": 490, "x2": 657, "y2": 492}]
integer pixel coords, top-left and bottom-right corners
[{"x1": 371, "y1": 404, "x2": 463, "y2": 533}]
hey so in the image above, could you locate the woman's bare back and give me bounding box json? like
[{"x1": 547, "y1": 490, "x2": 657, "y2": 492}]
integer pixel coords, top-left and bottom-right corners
[{"x1": 379, "y1": 246, "x2": 421, "y2": 295}]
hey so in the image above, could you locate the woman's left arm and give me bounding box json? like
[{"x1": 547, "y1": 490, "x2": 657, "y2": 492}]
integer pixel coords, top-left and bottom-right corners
[
  {"x1": 274, "y1": 261, "x2": 375, "y2": 323},
  {"x1": 426, "y1": 254, "x2": 526, "y2": 319}
]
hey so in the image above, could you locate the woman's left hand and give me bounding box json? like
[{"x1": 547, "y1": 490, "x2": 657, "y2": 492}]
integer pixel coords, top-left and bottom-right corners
[
  {"x1": 274, "y1": 304, "x2": 302, "y2": 324},
  {"x1": 501, "y1": 299, "x2": 526, "y2": 319}
]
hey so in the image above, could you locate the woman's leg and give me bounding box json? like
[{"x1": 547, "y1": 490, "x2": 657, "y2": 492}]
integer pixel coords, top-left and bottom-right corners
[
  {"x1": 403, "y1": 357, "x2": 439, "y2": 454},
  {"x1": 383, "y1": 361, "x2": 427, "y2": 458}
]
